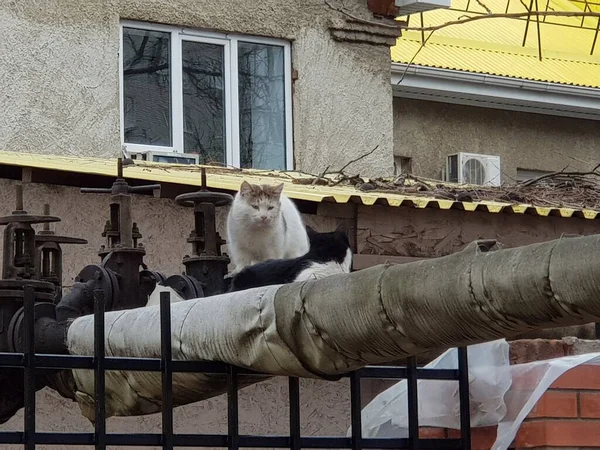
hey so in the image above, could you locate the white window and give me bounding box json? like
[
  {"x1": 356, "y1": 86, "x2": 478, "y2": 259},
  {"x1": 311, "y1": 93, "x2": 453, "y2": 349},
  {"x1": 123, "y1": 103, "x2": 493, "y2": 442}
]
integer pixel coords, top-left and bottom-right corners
[{"x1": 120, "y1": 21, "x2": 294, "y2": 170}]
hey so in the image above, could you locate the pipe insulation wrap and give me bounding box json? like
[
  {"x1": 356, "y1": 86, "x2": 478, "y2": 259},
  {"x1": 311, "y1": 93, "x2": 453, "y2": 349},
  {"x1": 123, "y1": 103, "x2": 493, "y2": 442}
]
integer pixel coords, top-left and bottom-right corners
[{"x1": 66, "y1": 235, "x2": 600, "y2": 421}]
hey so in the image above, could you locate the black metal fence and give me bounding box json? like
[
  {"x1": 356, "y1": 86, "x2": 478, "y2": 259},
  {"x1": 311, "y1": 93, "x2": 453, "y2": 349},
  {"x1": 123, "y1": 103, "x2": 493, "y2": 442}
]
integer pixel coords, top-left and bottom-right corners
[{"x1": 0, "y1": 288, "x2": 472, "y2": 449}]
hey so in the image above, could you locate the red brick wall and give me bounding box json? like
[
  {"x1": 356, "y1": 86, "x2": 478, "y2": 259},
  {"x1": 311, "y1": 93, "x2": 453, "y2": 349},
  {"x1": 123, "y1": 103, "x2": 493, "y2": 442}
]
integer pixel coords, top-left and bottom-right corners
[{"x1": 418, "y1": 341, "x2": 600, "y2": 449}]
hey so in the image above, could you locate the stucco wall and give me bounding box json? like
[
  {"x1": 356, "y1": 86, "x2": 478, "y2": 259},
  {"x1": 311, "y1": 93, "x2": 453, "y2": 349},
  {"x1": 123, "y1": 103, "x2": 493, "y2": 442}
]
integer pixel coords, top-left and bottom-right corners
[
  {"x1": 0, "y1": 0, "x2": 395, "y2": 177},
  {"x1": 0, "y1": 178, "x2": 356, "y2": 448},
  {"x1": 393, "y1": 98, "x2": 600, "y2": 182},
  {"x1": 357, "y1": 203, "x2": 600, "y2": 258}
]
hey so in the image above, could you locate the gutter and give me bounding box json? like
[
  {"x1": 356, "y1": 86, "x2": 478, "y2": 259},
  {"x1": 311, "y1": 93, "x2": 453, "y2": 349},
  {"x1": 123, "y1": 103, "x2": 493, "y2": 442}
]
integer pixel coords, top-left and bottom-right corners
[{"x1": 391, "y1": 63, "x2": 600, "y2": 121}]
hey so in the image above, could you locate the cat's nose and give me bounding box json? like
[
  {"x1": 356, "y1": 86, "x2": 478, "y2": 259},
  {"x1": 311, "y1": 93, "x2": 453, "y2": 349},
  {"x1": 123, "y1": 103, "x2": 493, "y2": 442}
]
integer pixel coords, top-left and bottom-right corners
[{"x1": 260, "y1": 215, "x2": 267, "y2": 221}]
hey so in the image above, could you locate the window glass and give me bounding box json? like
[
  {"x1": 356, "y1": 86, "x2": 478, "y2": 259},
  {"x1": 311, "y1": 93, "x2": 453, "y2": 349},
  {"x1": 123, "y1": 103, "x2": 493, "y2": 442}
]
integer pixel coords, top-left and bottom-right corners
[
  {"x1": 238, "y1": 42, "x2": 286, "y2": 170},
  {"x1": 182, "y1": 41, "x2": 226, "y2": 164},
  {"x1": 122, "y1": 28, "x2": 172, "y2": 147}
]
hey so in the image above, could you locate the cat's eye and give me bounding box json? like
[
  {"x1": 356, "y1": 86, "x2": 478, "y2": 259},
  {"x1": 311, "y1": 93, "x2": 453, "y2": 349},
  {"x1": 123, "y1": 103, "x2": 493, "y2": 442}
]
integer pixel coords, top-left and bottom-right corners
[
  {"x1": 252, "y1": 205, "x2": 259, "y2": 210},
  {"x1": 267, "y1": 206, "x2": 274, "y2": 210}
]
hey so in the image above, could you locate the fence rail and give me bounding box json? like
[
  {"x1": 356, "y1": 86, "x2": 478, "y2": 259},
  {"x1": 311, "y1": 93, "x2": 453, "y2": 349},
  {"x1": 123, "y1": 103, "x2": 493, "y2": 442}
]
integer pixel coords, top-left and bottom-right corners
[{"x1": 0, "y1": 288, "x2": 472, "y2": 449}]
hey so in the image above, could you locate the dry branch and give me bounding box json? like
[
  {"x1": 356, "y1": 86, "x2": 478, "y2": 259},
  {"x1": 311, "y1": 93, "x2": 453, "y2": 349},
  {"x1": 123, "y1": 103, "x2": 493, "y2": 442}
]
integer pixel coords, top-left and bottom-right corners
[{"x1": 400, "y1": 10, "x2": 600, "y2": 31}]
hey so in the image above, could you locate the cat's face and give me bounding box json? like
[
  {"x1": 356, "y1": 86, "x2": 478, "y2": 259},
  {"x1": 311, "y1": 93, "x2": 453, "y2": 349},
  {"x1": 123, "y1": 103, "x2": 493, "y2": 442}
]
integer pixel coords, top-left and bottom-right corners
[{"x1": 238, "y1": 181, "x2": 284, "y2": 227}]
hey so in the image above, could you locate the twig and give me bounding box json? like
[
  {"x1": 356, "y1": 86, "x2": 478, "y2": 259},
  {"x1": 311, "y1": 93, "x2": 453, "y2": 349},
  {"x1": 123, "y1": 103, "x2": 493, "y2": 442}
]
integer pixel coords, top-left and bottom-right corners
[
  {"x1": 400, "y1": 10, "x2": 600, "y2": 31},
  {"x1": 475, "y1": 0, "x2": 493, "y2": 14},
  {"x1": 312, "y1": 165, "x2": 330, "y2": 185},
  {"x1": 395, "y1": 30, "x2": 436, "y2": 84},
  {"x1": 518, "y1": 168, "x2": 600, "y2": 188},
  {"x1": 329, "y1": 145, "x2": 380, "y2": 175},
  {"x1": 549, "y1": 149, "x2": 596, "y2": 168}
]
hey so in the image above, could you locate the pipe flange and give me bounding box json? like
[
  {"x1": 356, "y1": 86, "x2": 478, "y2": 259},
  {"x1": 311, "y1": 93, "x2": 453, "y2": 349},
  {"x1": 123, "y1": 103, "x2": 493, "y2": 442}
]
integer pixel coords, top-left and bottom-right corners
[
  {"x1": 8, "y1": 302, "x2": 57, "y2": 353},
  {"x1": 74, "y1": 265, "x2": 118, "y2": 310},
  {"x1": 163, "y1": 274, "x2": 204, "y2": 300},
  {"x1": 140, "y1": 270, "x2": 167, "y2": 285}
]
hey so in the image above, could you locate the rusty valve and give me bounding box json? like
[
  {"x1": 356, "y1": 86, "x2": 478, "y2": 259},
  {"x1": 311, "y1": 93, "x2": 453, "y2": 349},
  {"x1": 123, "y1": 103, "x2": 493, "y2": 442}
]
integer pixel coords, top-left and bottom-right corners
[
  {"x1": 34, "y1": 204, "x2": 88, "y2": 303},
  {"x1": 74, "y1": 158, "x2": 165, "y2": 312},
  {"x1": 169, "y1": 168, "x2": 233, "y2": 297}
]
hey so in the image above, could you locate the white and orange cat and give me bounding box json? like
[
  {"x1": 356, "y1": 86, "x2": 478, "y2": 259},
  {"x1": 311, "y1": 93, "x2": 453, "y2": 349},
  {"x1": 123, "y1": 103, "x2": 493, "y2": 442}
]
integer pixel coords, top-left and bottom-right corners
[{"x1": 226, "y1": 181, "x2": 309, "y2": 274}]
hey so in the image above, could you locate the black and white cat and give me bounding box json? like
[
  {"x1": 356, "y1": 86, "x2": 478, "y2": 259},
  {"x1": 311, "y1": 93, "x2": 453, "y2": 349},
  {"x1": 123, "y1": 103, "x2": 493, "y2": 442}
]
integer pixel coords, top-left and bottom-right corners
[{"x1": 228, "y1": 223, "x2": 353, "y2": 292}]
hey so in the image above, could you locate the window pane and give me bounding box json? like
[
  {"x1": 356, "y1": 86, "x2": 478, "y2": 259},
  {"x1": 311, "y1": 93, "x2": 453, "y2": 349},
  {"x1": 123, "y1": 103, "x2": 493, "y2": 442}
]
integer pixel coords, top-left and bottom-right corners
[
  {"x1": 122, "y1": 28, "x2": 171, "y2": 147},
  {"x1": 238, "y1": 42, "x2": 287, "y2": 170},
  {"x1": 182, "y1": 41, "x2": 226, "y2": 164}
]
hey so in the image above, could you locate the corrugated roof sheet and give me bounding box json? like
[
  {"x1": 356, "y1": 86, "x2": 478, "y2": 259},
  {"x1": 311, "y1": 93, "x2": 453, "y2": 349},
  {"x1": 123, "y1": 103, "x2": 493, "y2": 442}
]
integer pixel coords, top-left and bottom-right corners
[
  {"x1": 0, "y1": 151, "x2": 597, "y2": 220},
  {"x1": 392, "y1": 0, "x2": 600, "y2": 88}
]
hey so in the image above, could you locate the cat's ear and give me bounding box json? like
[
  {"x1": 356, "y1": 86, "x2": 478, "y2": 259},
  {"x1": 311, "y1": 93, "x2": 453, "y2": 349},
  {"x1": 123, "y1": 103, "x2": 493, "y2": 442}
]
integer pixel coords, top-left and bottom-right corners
[
  {"x1": 239, "y1": 180, "x2": 253, "y2": 196},
  {"x1": 272, "y1": 183, "x2": 284, "y2": 197}
]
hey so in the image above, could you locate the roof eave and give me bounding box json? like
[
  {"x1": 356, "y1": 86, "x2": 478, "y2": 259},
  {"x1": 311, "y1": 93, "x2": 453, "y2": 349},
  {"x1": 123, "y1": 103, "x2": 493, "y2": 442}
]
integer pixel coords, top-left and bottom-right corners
[{"x1": 391, "y1": 63, "x2": 600, "y2": 121}]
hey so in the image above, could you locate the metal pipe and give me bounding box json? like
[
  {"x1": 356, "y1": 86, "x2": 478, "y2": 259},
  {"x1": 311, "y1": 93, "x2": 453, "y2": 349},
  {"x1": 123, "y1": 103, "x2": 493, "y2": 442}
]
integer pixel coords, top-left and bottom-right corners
[{"x1": 15, "y1": 184, "x2": 24, "y2": 211}]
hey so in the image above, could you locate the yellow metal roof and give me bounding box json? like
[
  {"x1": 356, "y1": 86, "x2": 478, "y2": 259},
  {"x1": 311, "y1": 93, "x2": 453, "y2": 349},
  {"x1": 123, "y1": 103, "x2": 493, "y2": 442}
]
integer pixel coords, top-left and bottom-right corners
[
  {"x1": 392, "y1": 0, "x2": 600, "y2": 88},
  {"x1": 0, "y1": 150, "x2": 597, "y2": 220}
]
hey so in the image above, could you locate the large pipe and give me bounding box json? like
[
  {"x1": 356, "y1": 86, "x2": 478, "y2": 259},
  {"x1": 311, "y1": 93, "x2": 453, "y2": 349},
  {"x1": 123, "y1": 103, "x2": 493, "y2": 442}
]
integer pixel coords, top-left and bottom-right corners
[{"x1": 65, "y1": 235, "x2": 600, "y2": 421}]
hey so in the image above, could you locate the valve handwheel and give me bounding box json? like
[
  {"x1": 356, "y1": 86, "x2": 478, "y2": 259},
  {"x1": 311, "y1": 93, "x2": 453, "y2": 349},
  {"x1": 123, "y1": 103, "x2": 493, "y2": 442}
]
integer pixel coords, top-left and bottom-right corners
[{"x1": 174, "y1": 168, "x2": 233, "y2": 207}]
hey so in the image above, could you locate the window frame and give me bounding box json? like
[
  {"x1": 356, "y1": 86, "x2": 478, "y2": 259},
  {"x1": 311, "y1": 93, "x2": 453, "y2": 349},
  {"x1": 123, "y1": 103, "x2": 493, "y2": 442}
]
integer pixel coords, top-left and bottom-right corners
[{"x1": 119, "y1": 20, "x2": 294, "y2": 170}]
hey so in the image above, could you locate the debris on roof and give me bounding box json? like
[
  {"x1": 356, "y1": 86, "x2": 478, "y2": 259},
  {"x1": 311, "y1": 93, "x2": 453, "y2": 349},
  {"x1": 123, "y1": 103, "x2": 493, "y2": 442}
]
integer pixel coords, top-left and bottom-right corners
[{"x1": 298, "y1": 170, "x2": 600, "y2": 212}]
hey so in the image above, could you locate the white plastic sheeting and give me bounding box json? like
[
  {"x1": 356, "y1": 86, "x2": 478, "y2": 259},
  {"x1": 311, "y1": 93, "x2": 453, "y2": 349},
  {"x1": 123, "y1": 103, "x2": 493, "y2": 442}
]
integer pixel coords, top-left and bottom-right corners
[{"x1": 355, "y1": 339, "x2": 600, "y2": 450}]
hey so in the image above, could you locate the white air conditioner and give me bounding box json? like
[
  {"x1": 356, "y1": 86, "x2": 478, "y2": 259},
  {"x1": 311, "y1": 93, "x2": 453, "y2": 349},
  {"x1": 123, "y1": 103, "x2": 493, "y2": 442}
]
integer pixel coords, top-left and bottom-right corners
[
  {"x1": 395, "y1": 0, "x2": 451, "y2": 14},
  {"x1": 129, "y1": 150, "x2": 200, "y2": 165},
  {"x1": 446, "y1": 152, "x2": 501, "y2": 186}
]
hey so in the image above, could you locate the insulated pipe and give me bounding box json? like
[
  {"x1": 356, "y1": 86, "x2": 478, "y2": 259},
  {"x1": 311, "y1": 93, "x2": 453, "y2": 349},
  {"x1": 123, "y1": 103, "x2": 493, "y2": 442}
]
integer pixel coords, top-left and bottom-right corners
[{"x1": 65, "y1": 234, "x2": 600, "y2": 421}]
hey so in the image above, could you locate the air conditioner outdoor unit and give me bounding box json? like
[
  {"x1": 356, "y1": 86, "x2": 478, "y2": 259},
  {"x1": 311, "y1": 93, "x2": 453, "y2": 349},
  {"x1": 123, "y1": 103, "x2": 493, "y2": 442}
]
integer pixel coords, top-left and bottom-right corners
[
  {"x1": 395, "y1": 0, "x2": 451, "y2": 15},
  {"x1": 129, "y1": 150, "x2": 200, "y2": 165},
  {"x1": 446, "y1": 152, "x2": 501, "y2": 187}
]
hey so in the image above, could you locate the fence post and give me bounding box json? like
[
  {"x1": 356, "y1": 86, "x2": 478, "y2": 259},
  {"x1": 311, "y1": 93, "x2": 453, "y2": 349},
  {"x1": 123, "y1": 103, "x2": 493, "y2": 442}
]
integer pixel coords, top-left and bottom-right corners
[
  {"x1": 227, "y1": 365, "x2": 239, "y2": 450},
  {"x1": 458, "y1": 347, "x2": 472, "y2": 450},
  {"x1": 350, "y1": 372, "x2": 362, "y2": 450},
  {"x1": 407, "y1": 356, "x2": 419, "y2": 450},
  {"x1": 94, "y1": 289, "x2": 106, "y2": 450},
  {"x1": 288, "y1": 377, "x2": 301, "y2": 450},
  {"x1": 23, "y1": 285, "x2": 36, "y2": 450},
  {"x1": 160, "y1": 291, "x2": 174, "y2": 450}
]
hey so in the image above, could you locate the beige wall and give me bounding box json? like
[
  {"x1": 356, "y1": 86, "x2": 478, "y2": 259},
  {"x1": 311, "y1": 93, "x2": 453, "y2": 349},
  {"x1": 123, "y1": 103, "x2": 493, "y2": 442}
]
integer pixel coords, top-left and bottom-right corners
[
  {"x1": 393, "y1": 98, "x2": 600, "y2": 182},
  {"x1": 0, "y1": 0, "x2": 396, "y2": 177}
]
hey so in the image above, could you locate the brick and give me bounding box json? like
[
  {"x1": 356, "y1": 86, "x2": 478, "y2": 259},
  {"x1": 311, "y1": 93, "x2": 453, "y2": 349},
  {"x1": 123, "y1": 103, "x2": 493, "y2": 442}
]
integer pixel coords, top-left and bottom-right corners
[
  {"x1": 516, "y1": 420, "x2": 600, "y2": 448},
  {"x1": 580, "y1": 392, "x2": 600, "y2": 418},
  {"x1": 527, "y1": 391, "x2": 578, "y2": 418},
  {"x1": 448, "y1": 426, "x2": 498, "y2": 450},
  {"x1": 551, "y1": 365, "x2": 600, "y2": 390},
  {"x1": 509, "y1": 339, "x2": 572, "y2": 365},
  {"x1": 418, "y1": 427, "x2": 446, "y2": 438},
  {"x1": 511, "y1": 365, "x2": 553, "y2": 390}
]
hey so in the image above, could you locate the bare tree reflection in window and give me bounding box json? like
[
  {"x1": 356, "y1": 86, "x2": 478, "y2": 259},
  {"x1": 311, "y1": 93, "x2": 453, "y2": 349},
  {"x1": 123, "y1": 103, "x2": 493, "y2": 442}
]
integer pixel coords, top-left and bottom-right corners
[
  {"x1": 182, "y1": 42, "x2": 226, "y2": 164},
  {"x1": 238, "y1": 43, "x2": 286, "y2": 170},
  {"x1": 122, "y1": 28, "x2": 172, "y2": 146}
]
